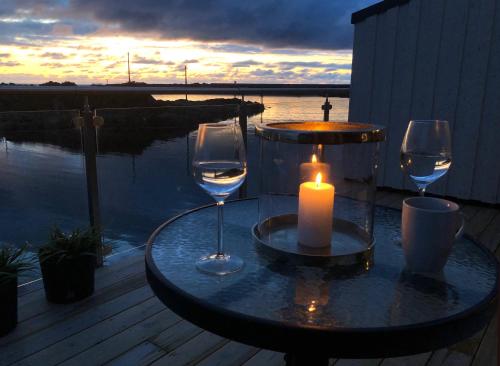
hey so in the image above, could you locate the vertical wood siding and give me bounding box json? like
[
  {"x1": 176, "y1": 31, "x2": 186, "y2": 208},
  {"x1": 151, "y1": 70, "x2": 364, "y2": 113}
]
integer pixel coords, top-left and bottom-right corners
[{"x1": 350, "y1": 0, "x2": 500, "y2": 203}]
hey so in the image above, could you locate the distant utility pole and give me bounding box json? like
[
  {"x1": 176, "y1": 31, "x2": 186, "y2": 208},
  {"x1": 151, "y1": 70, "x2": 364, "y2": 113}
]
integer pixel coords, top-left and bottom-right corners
[
  {"x1": 127, "y1": 52, "x2": 131, "y2": 83},
  {"x1": 184, "y1": 65, "x2": 188, "y2": 100}
]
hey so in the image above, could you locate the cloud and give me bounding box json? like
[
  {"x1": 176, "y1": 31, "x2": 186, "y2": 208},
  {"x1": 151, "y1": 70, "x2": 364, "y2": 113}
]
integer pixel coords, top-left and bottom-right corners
[
  {"x1": 232, "y1": 60, "x2": 261, "y2": 68},
  {"x1": 0, "y1": 1, "x2": 377, "y2": 51},
  {"x1": 0, "y1": 60, "x2": 20, "y2": 66},
  {"x1": 205, "y1": 44, "x2": 263, "y2": 54},
  {"x1": 277, "y1": 61, "x2": 352, "y2": 70},
  {"x1": 133, "y1": 56, "x2": 175, "y2": 65},
  {"x1": 0, "y1": 0, "x2": 363, "y2": 83},
  {"x1": 41, "y1": 51, "x2": 71, "y2": 59},
  {"x1": 0, "y1": 0, "x2": 97, "y2": 44},
  {"x1": 251, "y1": 68, "x2": 277, "y2": 77},
  {"x1": 41, "y1": 61, "x2": 65, "y2": 67},
  {"x1": 0, "y1": 19, "x2": 55, "y2": 45},
  {"x1": 71, "y1": 0, "x2": 376, "y2": 50}
]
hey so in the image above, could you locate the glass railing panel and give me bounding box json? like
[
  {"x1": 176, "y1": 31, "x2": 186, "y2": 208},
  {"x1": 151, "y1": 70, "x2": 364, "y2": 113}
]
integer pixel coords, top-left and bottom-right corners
[
  {"x1": 0, "y1": 94, "x2": 350, "y2": 278},
  {"x1": 93, "y1": 102, "x2": 251, "y2": 259},
  {"x1": 0, "y1": 109, "x2": 87, "y2": 283}
]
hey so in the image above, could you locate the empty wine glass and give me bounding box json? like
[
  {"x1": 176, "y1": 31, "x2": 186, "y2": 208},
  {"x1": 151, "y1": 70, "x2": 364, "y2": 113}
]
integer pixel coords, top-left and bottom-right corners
[
  {"x1": 400, "y1": 120, "x2": 452, "y2": 196},
  {"x1": 192, "y1": 122, "x2": 247, "y2": 275}
]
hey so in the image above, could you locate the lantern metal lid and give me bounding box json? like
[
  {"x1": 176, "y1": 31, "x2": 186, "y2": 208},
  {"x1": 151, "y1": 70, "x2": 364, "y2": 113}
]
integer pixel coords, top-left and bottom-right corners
[{"x1": 255, "y1": 121, "x2": 385, "y2": 145}]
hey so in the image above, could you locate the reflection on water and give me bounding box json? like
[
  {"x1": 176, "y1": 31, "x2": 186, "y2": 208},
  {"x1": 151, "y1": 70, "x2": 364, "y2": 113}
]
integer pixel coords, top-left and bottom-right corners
[
  {"x1": 156, "y1": 94, "x2": 349, "y2": 124},
  {"x1": 0, "y1": 96, "x2": 348, "y2": 278}
]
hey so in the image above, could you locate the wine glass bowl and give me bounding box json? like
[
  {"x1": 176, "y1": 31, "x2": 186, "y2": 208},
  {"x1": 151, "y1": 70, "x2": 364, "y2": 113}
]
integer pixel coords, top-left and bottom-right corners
[
  {"x1": 193, "y1": 161, "x2": 247, "y2": 202},
  {"x1": 400, "y1": 120, "x2": 452, "y2": 195},
  {"x1": 192, "y1": 122, "x2": 247, "y2": 275}
]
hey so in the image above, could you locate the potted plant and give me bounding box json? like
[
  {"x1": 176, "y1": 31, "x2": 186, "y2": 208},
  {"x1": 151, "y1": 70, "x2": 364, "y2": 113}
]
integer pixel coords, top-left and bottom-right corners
[
  {"x1": 39, "y1": 226, "x2": 99, "y2": 304},
  {"x1": 0, "y1": 244, "x2": 33, "y2": 336}
]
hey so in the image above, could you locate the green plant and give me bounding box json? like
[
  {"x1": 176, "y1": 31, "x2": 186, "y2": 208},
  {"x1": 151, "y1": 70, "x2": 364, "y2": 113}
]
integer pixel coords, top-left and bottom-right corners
[
  {"x1": 0, "y1": 244, "x2": 34, "y2": 285},
  {"x1": 39, "y1": 226, "x2": 99, "y2": 264}
]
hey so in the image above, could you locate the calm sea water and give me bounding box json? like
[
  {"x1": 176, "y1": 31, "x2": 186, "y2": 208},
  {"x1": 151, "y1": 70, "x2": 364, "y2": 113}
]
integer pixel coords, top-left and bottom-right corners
[{"x1": 0, "y1": 95, "x2": 349, "y2": 275}]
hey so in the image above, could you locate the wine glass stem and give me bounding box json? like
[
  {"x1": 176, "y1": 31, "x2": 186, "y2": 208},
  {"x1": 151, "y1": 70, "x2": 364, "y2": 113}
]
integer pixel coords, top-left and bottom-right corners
[
  {"x1": 419, "y1": 187, "x2": 426, "y2": 196},
  {"x1": 217, "y1": 201, "x2": 224, "y2": 256}
]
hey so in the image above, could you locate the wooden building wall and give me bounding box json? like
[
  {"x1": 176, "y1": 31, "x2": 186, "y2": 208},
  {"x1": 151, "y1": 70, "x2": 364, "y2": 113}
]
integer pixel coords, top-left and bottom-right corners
[{"x1": 349, "y1": 0, "x2": 500, "y2": 203}]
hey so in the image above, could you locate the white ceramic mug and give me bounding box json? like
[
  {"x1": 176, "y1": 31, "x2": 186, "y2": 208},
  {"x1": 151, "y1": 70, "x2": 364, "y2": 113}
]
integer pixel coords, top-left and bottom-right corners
[{"x1": 402, "y1": 197, "x2": 464, "y2": 273}]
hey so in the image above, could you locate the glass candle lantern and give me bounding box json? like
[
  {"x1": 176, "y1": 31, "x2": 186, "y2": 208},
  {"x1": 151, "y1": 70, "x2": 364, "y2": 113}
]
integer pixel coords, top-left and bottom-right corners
[{"x1": 253, "y1": 122, "x2": 385, "y2": 268}]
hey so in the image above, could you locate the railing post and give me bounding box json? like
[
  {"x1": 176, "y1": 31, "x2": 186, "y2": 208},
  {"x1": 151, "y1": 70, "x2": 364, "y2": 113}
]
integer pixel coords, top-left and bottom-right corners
[
  {"x1": 238, "y1": 95, "x2": 248, "y2": 198},
  {"x1": 322, "y1": 95, "x2": 332, "y2": 122},
  {"x1": 239, "y1": 95, "x2": 248, "y2": 147},
  {"x1": 81, "y1": 96, "x2": 103, "y2": 267}
]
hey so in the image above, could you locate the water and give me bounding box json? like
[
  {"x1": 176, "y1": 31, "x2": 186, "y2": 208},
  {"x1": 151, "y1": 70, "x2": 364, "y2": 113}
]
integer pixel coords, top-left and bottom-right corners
[
  {"x1": 193, "y1": 161, "x2": 246, "y2": 199},
  {"x1": 0, "y1": 95, "x2": 348, "y2": 281},
  {"x1": 400, "y1": 152, "x2": 452, "y2": 190},
  {"x1": 155, "y1": 95, "x2": 350, "y2": 124}
]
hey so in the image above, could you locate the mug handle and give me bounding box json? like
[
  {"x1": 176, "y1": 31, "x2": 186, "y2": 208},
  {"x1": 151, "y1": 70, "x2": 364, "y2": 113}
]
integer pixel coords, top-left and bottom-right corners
[{"x1": 455, "y1": 212, "x2": 465, "y2": 240}]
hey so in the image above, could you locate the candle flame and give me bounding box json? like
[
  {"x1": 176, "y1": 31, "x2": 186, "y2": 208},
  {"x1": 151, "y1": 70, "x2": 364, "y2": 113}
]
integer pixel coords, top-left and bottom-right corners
[
  {"x1": 315, "y1": 172, "x2": 322, "y2": 187},
  {"x1": 308, "y1": 300, "x2": 317, "y2": 313},
  {"x1": 311, "y1": 154, "x2": 317, "y2": 163}
]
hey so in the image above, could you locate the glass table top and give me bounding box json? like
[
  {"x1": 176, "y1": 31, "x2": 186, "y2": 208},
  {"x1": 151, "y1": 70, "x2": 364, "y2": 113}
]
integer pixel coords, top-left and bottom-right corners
[{"x1": 148, "y1": 199, "x2": 497, "y2": 330}]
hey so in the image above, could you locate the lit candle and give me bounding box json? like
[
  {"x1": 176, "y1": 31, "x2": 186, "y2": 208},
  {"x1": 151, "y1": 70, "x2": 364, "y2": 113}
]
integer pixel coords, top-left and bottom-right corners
[
  {"x1": 299, "y1": 154, "x2": 331, "y2": 183},
  {"x1": 297, "y1": 173, "x2": 335, "y2": 248}
]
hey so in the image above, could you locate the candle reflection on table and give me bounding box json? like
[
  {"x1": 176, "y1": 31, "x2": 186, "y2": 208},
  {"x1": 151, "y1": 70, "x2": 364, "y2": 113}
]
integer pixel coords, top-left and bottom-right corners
[{"x1": 280, "y1": 269, "x2": 333, "y2": 326}]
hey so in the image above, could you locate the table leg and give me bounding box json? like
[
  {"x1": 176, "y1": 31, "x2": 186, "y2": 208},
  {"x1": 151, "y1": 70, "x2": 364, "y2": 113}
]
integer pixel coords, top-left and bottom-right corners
[{"x1": 284, "y1": 353, "x2": 329, "y2": 366}]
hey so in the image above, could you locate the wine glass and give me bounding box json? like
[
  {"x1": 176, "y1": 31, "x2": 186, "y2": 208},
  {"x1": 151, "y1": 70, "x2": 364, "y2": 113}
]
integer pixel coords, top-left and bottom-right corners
[
  {"x1": 192, "y1": 122, "x2": 247, "y2": 275},
  {"x1": 400, "y1": 120, "x2": 452, "y2": 196}
]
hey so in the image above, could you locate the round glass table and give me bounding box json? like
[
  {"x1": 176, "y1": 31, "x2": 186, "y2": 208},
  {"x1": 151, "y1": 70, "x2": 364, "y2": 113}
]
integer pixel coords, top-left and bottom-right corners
[{"x1": 146, "y1": 199, "x2": 498, "y2": 365}]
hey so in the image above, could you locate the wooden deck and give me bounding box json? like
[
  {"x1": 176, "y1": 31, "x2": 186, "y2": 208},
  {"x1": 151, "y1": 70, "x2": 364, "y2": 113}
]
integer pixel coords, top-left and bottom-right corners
[{"x1": 1, "y1": 190, "x2": 498, "y2": 366}]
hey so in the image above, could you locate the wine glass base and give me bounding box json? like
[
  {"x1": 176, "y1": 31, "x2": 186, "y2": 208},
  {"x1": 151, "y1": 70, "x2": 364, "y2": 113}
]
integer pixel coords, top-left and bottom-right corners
[{"x1": 196, "y1": 253, "x2": 244, "y2": 275}]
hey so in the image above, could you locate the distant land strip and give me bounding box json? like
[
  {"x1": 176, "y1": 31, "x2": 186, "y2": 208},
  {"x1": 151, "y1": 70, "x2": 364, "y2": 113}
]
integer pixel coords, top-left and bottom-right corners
[{"x1": 0, "y1": 82, "x2": 350, "y2": 98}]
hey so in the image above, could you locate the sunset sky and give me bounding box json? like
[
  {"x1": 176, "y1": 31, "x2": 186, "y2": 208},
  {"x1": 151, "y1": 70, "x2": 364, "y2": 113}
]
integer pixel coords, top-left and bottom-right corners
[{"x1": 0, "y1": 1, "x2": 376, "y2": 85}]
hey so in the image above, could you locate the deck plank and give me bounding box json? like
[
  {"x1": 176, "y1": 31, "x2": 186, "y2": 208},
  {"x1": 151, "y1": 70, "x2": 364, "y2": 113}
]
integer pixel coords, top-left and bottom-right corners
[
  {"x1": 105, "y1": 341, "x2": 165, "y2": 366},
  {"x1": 427, "y1": 350, "x2": 476, "y2": 366},
  {"x1": 378, "y1": 353, "x2": 431, "y2": 365},
  {"x1": 425, "y1": 328, "x2": 487, "y2": 366},
  {"x1": 107, "y1": 321, "x2": 206, "y2": 366},
  {"x1": 152, "y1": 319, "x2": 204, "y2": 352},
  {"x1": 461, "y1": 205, "x2": 481, "y2": 221},
  {"x1": 465, "y1": 206, "x2": 498, "y2": 240},
  {"x1": 0, "y1": 272, "x2": 147, "y2": 348},
  {"x1": 334, "y1": 359, "x2": 381, "y2": 365},
  {"x1": 478, "y1": 211, "x2": 500, "y2": 252},
  {"x1": 11, "y1": 294, "x2": 163, "y2": 366},
  {"x1": 471, "y1": 313, "x2": 497, "y2": 366},
  {"x1": 150, "y1": 331, "x2": 229, "y2": 366},
  {"x1": 17, "y1": 254, "x2": 143, "y2": 321},
  {"x1": 242, "y1": 349, "x2": 285, "y2": 366},
  {"x1": 59, "y1": 309, "x2": 180, "y2": 366},
  {"x1": 195, "y1": 341, "x2": 259, "y2": 366},
  {"x1": 17, "y1": 253, "x2": 142, "y2": 302},
  {"x1": 17, "y1": 279, "x2": 44, "y2": 297}
]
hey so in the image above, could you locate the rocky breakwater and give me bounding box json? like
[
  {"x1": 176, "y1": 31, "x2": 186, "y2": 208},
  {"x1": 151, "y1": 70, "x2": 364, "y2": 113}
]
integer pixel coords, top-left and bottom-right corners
[{"x1": 0, "y1": 93, "x2": 264, "y2": 154}]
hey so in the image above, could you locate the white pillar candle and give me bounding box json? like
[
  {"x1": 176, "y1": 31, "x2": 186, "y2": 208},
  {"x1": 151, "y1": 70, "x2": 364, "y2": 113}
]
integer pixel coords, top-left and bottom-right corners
[
  {"x1": 299, "y1": 154, "x2": 331, "y2": 183},
  {"x1": 297, "y1": 173, "x2": 335, "y2": 248}
]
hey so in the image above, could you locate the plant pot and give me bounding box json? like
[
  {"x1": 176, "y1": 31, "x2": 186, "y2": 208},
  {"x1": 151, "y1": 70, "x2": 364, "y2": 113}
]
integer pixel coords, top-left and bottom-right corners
[
  {"x1": 40, "y1": 255, "x2": 95, "y2": 304},
  {"x1": 0, "y1": 276, "x2": 18, "y2": 336}
]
